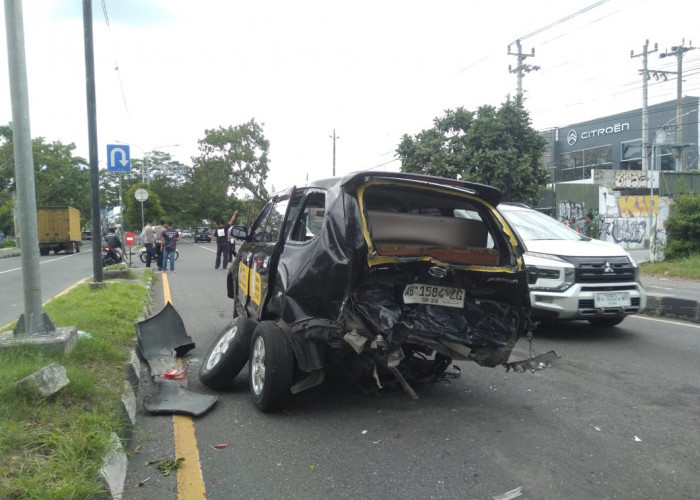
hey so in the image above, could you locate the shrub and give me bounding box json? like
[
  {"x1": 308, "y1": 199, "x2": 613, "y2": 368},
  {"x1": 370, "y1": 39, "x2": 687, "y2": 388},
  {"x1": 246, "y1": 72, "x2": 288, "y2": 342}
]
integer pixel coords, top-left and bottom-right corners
[{"x1": 664, "y1": 193, "x2": 700, "y2": 260}]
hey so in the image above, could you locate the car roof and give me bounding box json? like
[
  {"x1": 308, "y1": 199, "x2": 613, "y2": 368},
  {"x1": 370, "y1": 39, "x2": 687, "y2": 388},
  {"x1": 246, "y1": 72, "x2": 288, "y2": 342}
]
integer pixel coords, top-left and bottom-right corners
[{"x1": 299, "y1": 171, "x2": 502, "y2": 207}]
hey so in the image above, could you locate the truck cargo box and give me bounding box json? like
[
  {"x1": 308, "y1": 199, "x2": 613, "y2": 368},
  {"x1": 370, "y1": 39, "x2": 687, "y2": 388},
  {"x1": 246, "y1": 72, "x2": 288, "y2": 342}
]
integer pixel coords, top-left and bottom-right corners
[{"x1": 37, "y1": 206, "x2": 82, "y2": 254}]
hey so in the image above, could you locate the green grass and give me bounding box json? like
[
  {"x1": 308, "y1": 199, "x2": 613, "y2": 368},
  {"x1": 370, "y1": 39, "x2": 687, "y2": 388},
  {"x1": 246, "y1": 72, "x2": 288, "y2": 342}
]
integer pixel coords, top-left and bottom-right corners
[
  {"x1": 639, "y1": 254, "x2": 700, "y2": 280},
  {"x1": 0, "y1": 271, "x2": 152, "y2": 499}
]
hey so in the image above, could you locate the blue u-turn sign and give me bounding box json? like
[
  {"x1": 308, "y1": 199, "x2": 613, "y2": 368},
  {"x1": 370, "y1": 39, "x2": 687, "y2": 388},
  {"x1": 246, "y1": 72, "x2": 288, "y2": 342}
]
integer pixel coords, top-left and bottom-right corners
[{"x1": 107, "y1": 144, "x2": 131, "y2": 172}]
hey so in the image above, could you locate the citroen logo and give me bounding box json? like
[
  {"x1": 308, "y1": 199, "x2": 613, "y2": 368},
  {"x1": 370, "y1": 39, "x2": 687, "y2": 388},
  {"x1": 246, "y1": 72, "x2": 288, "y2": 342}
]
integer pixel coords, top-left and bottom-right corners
[
  {"x1": 567, "y1": 129, "x2": 578, "y2": 146},
  {"x1": 603, "y1": 261, "x2": 615, "y2": 273},
  {"x1": 428, "y1": 266, "x2": 448, "y2": 278}
]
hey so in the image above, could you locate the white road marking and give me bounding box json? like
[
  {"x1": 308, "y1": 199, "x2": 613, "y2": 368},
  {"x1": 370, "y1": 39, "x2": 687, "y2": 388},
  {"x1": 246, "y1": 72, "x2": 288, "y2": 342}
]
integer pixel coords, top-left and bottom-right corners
[
  {"x1": 632, "y1": 314, "x2": 700, "y2": 329},
  {"x1": 0, "y1": 251, "x2": 91, "y2": 274}
]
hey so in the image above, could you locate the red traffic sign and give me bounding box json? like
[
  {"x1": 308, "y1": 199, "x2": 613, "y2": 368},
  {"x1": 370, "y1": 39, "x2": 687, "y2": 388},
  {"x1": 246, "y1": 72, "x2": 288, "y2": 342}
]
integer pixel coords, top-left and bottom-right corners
[{"x1": 125, "y1": 232, "x2": 135, "y2": 246}]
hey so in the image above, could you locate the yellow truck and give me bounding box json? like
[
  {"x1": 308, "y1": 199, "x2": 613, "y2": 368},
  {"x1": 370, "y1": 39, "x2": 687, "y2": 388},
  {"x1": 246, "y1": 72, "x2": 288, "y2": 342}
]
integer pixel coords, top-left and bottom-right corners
[{"x1": 37, "y1": 206, "x2": 82, "y2": 255}]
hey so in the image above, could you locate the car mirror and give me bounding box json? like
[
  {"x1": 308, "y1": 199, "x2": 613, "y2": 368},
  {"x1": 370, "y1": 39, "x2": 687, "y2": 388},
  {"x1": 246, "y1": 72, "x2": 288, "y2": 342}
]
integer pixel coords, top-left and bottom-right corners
[{"x1": 231, "y1": 225, "x2": 248, "y2": 240}]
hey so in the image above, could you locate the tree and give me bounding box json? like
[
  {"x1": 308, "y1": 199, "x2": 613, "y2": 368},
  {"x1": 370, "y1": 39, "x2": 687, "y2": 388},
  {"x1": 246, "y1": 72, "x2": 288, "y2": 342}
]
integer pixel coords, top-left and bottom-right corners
[
  {"x1": 664, "y1": 193, "x2": 700, "y2": 259},
  {"x1": 194, "y1": 119, "x2": 270, "y2": 202},
  {"x1": 396, "y1": 99, "x2": 549, "y2": 206},
  {"x1": 123, "y1": 183, "x2": 165, "y2": 230},
  {"x1": 0, "y1": 123, "x2": 91, "y2": 231}
]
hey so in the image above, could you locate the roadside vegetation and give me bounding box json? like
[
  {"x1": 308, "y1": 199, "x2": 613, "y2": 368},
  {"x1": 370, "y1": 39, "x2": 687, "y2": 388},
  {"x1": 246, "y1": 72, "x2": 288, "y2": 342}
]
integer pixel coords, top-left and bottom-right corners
[
  {"x1": 0, "y1": 270, "x2": 152, "y2": 499},
  {"x1": 640, "y1": 254, "x2": 700, "y2": 280}
]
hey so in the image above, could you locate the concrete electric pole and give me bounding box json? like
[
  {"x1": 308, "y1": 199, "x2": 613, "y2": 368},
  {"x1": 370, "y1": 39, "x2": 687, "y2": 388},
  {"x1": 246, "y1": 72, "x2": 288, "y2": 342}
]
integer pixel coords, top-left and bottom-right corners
[
  {"x1": 4, "y1": 0, "x2": 53, "y2": 335},
  {"x1": 660, "y1": 40, "x2": 696, "y2": 170},
  {"x1": 631, "y1": 39, "x2": 658, "y2": 172},
  {"x1": 329, "y1": 129, "x2": 339, "y2": 176},
  {"x1": 508, "y1": 39, "x2": 540, "y2": 98}
]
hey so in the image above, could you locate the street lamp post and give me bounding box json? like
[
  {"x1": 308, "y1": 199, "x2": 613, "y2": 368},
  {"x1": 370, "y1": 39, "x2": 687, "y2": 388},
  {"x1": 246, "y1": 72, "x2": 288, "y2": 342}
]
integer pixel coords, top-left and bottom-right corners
[{"x1": 649, "y1": 109, "x2": 697, "y2": 262}]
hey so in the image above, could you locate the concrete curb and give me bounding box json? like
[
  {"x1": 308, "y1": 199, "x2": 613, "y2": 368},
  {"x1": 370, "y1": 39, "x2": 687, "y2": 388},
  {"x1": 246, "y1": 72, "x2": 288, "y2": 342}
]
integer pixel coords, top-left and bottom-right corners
[
  {"x1": 98, "y1": 270, "x2": 153, "y2": 499},
  {"x1": 0, "y1": 249, "x2": 20, "y2": 259},
  {"x1": 642, "y1": 293, "x2": 700, "y2": 323}
]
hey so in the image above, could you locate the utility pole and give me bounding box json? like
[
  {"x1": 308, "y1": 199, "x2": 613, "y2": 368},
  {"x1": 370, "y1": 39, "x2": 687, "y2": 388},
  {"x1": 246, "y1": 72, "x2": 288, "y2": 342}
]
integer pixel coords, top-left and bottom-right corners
[
  {"x1": 508, "y1": 39, "x2": 540, "y2": 98},
  {"x1": 83, "y1": 0, "x2": 103, "y2": 282},
  {"x1": 631, "y1": 40, "x2": 658, "y2": 172},
  {"x1": 4, "y1": 0, "x2": 54, "y2": 334},
  {"x1": 329, "y1": 129, "x2": 339, "y2": 176},
  {"x1": 660, "y1": 39, "x2": 696, "y2": 170}
]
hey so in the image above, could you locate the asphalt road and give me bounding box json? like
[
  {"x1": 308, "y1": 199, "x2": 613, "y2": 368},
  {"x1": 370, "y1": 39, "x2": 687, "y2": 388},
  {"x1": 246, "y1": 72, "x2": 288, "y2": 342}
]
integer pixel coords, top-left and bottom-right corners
[{"x1": 121, "y1": 245, "x2": 700, "y2": 500}]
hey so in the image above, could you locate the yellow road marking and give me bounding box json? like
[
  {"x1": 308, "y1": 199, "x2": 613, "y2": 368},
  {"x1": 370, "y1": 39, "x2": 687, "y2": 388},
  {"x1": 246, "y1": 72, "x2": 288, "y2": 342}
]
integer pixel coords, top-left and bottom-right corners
[{"x1": 161, "y1": 273, "x2": 207, "y2": 499}]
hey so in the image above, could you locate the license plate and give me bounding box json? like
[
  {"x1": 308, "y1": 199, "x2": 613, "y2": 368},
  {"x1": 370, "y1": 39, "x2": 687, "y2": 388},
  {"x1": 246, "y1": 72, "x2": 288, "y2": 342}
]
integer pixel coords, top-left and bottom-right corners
[
  {"x1": 403, "y1": 284, "x2": 465, "y2": 308},
  {"x1": 594, "y1": 291, "x2": 631, "y2": 308}
]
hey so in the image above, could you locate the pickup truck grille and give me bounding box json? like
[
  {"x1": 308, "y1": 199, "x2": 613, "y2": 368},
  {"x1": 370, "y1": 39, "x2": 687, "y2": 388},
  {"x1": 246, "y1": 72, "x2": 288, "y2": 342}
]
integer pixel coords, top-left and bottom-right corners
[{"x1": 564, "y1": 256, "x2": 636, "y2": 283}]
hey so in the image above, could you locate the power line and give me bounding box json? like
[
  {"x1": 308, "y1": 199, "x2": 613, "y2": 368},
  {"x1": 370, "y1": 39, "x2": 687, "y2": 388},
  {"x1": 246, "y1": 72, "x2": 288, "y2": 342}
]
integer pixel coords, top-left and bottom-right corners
[{"x1": 511, "y1": 0, "x2": 610, "y2": 45}]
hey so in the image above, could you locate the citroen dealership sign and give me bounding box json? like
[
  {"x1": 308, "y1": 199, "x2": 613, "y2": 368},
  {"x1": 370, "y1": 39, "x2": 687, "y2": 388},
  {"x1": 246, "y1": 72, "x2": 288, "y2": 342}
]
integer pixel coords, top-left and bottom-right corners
[{"x1": 567, "y1": 122, "x2": 630, "y2": 146}]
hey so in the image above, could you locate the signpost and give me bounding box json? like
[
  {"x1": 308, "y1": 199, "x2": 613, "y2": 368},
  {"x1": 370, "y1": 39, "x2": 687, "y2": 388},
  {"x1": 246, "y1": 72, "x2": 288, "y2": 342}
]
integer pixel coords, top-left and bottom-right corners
[
  {"x1": 124, "y1": 231, "x2": 135, "y2": 267},
  {"x1": 106, "y1": 144, "x2": 130, "y2": 172},
  {"x1": 134, "y1": 188, "x2": 149, "y2": 229}
]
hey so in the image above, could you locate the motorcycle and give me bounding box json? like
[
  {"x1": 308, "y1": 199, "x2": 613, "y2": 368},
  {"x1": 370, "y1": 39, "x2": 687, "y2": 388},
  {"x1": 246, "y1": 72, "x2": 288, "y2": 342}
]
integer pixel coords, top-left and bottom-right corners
[
  {"x1": 102, "y1": 244, "x2": 124, "y2": 266},
  {"x1": 139, "y1": 246, "x2": 178, "y2": 264}
]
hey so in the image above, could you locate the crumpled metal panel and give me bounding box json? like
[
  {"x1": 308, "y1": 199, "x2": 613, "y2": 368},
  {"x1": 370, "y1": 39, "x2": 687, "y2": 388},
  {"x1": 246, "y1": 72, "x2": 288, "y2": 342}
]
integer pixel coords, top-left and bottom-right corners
[
  {"x1": 136, "y1": 302, "x2": 195, "y2": 373},
  {"x1": 143, "y1": 380, "x2": 217, "y2": 417},
  {"x1": 136, "y1": 303, "x2": 218, "y2": 415}
]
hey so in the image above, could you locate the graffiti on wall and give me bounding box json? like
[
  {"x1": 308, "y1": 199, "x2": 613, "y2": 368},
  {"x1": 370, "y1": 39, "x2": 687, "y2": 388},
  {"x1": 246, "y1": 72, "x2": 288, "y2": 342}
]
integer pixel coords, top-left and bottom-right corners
[
  {"x1": 601, "y1": 217, "x2": 647, "y2": 244},
  {"x1": 617, "y1": 195, "x2": 658, "y2": 217},
  {"x1": 651, "y1": 224, "x2": 666, "y2": 261},
  {"x1": 558, "y1": 200, "x2": 586, "y2": 222},
  {"x1": 612, "y1": 170, "x2": 650, "y2": 189}
]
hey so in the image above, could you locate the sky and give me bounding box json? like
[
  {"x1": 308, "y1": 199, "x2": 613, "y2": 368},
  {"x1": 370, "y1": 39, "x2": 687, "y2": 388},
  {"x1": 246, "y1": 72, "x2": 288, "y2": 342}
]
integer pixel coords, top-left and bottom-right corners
[{"x1": 1, "y1": 0, "x2": 699, "y2": 193}]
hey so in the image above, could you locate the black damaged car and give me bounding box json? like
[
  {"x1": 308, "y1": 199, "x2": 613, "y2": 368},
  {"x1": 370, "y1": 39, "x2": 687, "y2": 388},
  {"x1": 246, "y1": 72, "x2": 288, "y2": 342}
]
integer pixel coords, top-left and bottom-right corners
[{"x1": 200, "y1": 171, "x2": 554, "y2": 411}]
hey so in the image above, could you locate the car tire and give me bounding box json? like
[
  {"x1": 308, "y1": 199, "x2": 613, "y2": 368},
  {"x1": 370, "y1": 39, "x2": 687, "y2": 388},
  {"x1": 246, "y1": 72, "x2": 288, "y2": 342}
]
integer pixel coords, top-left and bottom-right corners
[
  {"x1": 588, "y1": 317, "x2": 624, "y2": 327},
  {"x1": 249, "y1": 321, "x2": 294, "y2": 412},
  {"x1": 199, "y1": 317, "x2": 256, "y2": 390}
]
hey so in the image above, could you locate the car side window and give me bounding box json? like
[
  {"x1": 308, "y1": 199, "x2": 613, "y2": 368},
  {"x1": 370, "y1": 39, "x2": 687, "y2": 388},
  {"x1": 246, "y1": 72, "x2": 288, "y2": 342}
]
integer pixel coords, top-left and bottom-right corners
[{"x1": 289, "y1": 192, "x2": 326, "y2": 242}]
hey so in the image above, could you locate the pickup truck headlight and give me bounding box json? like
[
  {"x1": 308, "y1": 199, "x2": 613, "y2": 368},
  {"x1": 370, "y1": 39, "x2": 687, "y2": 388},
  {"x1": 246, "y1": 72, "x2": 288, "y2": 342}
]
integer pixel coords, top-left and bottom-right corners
[{"x1": 524, "y1": 252, "x2": 576, "y2": 292}]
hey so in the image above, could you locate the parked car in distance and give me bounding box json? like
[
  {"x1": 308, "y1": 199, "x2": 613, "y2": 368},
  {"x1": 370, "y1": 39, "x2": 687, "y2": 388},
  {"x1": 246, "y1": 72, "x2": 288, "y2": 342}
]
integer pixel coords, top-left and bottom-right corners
[
  {"x1": 199, "y1": 171, "x2": 555, "y2": 412},
  {"x1": 81, "y1": 231, "x2": 92, "y2": 241},
  {"x1": 497, "y1": 203, "x2": 646, "y2": 327},
  {"x1": 194, "y1": 227, "x2": 211, "y2": 242},
  {"x1": 181, "y1": 229, "x2": 193, "y2": 238}
]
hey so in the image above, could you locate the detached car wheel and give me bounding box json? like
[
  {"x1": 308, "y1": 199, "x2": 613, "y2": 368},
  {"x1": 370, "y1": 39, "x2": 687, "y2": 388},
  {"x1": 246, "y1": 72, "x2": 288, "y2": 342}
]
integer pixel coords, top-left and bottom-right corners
[
  {"x1": 588, "y1": 317, "x2": 625, "y2": 327},
  {"x1": 249, "y1": 321, "x2": 294, "y2": 412},
  {"x1": 199, "y1": 317, "x2": 256, "y2": 390}
]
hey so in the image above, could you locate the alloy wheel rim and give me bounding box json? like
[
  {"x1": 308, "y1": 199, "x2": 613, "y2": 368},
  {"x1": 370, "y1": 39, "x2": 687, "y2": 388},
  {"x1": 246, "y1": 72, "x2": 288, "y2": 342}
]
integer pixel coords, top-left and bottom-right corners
[
  {"x1": 205, "y1": 325, "x2": 237, "y2": 370},
  {"x1": 251, "y1": 336, "x2": 266, "y2": 395}
]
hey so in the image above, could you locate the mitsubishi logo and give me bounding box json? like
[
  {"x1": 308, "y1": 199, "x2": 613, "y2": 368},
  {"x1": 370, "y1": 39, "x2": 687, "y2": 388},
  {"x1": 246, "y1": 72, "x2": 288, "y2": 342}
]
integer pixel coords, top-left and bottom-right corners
[
  {"x1": 567, "y1": 129, "x2": 578, "y2": 146},
  {"x1": 603, "y1": 261, "x2": 615, "y2": 273}
]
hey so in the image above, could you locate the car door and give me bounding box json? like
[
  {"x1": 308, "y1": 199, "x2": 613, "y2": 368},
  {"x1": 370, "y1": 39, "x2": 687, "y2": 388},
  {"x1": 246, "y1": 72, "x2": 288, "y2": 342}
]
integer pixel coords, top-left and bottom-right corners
[{"x1": 236, "y1": 188, "x2": 302, "y2": 319}]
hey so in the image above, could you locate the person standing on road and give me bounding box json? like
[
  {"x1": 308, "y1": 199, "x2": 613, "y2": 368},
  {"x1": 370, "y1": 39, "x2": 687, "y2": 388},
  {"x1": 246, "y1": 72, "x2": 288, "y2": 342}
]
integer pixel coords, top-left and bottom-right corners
[
  {"x1": 141, "y1": 218, "x2": 156, "y2": 268},
  {"x1": 214, "y1": 211, "x2": 238, "y2": 270},
  {"x1": 161, "y1": 221, "x2": 179, "y2": 272},
  {"x1": 153, "y1": 219, "x2": 166, "y2": 271},
  {"x1": 214, "y1": 219, "x2": 229, "y2": 270}
]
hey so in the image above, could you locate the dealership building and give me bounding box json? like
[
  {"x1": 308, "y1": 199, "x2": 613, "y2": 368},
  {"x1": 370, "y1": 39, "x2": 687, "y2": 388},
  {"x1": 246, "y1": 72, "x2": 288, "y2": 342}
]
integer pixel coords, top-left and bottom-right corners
[{"x1": 541, "y1": 96, "x2": 699, "y2": 182}]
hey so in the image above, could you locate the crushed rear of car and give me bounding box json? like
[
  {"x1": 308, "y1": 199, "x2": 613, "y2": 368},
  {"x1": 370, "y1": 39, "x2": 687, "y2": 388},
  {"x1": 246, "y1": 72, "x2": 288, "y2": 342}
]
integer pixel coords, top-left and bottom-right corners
[{"x1": 203, "y1": 172, "x2": 551, "y2": 411}]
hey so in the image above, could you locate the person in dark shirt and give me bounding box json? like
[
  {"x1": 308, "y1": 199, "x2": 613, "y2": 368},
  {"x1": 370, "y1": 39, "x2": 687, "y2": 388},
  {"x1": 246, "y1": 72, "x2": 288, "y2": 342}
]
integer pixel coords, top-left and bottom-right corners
[
  {"x1": 214, "y1": 211, "x2": 238, "y2": 270},
  {"x1": 161, "y1": 221, "x2": 179, "y2": 272}
]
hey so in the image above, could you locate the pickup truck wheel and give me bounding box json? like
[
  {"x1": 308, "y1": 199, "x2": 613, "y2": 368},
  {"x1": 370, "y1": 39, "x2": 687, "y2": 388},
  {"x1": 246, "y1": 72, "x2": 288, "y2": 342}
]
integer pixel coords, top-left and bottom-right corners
[
  {"x1": 199, "y1": 317, "x2": 256, "y2": 390},
  {"x1": 588, "y1": 317, "x2": 624, "y2": 327},
  {"x1": 249, "y1": 321, "x2": 293, "y2": 412}
]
